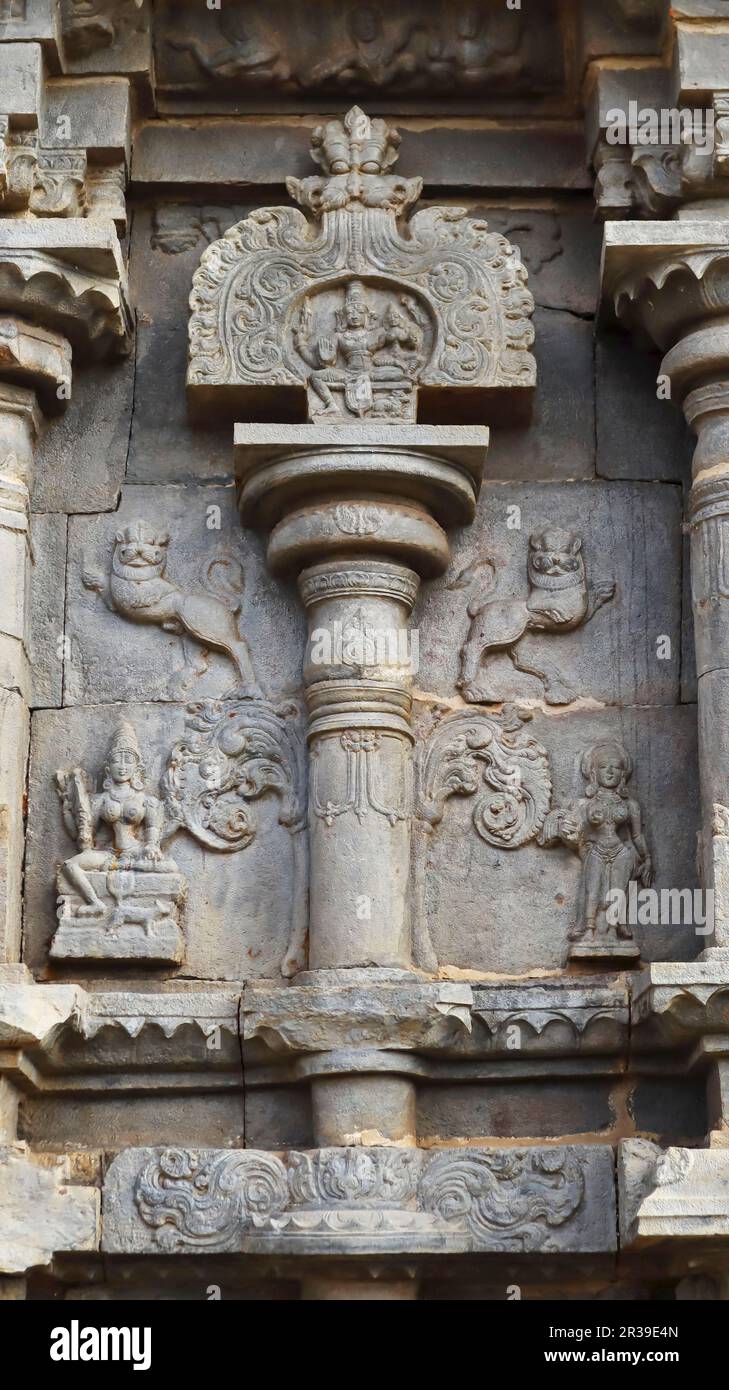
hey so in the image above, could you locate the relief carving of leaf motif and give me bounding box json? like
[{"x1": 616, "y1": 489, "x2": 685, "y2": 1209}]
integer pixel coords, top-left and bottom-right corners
[
  {"x1": 230, "y1": 259, "x2": 305, "y2": 378},
  {"x1": 287, "y1": 1150, "x2": 419, "y2": 1208},
  {"x1": 162, "y1": 699, "x2": 306, "y2": 851},
  {"x1": 189, "y1": 205, "x2": 344, "y2": 385},
  {"x1": 134, "y1": 1148, "x2": 289, "y2": 1251},
  {"x1": 417, "y1": 707, "x2": 552, "y2": 847},
  {"x1": 419, "y1": 1149, "x2": 585, "y2": 1251},
  {"x1": 364, "y1": 208, "x2": 535, "y2": 389}
]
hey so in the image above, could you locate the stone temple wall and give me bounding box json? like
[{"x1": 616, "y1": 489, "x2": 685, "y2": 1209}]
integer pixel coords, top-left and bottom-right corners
[{"x1": 1, "y1": 0, "x2": 729, "y2": 1302}]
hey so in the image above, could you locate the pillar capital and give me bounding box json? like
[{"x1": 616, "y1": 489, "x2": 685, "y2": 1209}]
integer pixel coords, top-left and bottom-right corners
[
  {"x1": 0, "y1": 219, "x2": 131, "y2": 358},
  {"x1": 601, "y1": 221, "x2": 729, "y2": 360}
]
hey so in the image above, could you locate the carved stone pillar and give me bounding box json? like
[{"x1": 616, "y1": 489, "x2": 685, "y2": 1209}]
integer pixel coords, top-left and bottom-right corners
[
  {"x1": 189, "y1": 108, "x2": 535, "y2": 1213},
  {"x1": 602, "y1": 224, "x2": 729, "y2": 955},
  {"x1": 0, "y1": 223, "x2": 130, "y2": 963},
  {"x1": 300, "y1": 557, "x2": 418, "y2": 973}
]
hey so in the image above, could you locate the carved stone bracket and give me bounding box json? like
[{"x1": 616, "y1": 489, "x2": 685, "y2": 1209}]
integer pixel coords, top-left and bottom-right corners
[{"x1": 0, "y1": 219, "x2": 131, "y2": 357}]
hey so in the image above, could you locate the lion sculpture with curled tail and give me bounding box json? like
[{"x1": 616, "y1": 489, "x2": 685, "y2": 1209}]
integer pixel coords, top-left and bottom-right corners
[
  {"x1": 83, "y1": 520, "x2": 261, "y2": 697},
  {"x1": 455, "y1": 527, "x2": 615, "y2": 706}
]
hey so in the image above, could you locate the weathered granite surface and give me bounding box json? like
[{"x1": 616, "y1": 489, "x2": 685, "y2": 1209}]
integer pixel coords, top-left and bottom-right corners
[
  {"x1": 416, "y1": 481, "x2": 683, "y2": 708},
  {"x1": 64, "y1": 484, "x2": 305, "y2": 705},
  {"x1": 0, "y1": 3, "x2": 721, "y2": 1301},
  {"x1": 0, "y1": 1144, "x2": 98, "y2": 1275}
]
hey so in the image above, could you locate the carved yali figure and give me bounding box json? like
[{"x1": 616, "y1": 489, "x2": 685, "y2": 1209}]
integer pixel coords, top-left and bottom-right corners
[
  {"x1": 54, "y1": 722, "x2": 186, "y2": 964},
  {"x1": 455, "y1": 528, "x2": 615, "y2": 705},
  {"x1": 83, "y1": 520, "x2": 262, "y2": 698},
  {"x1": 539, "y1": 740, "x2": 653, "y2": 961}
]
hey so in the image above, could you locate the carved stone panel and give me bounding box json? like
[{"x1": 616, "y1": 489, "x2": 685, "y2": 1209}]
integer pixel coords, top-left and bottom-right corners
[
  {"x1": 102, "y1": 1143, "x2": 616, "y2": 1256},
  {"x1": 64, "y1": 484, "x2": 305, "y2": 706},
  {"x1": 188, "y1": 106, "x2": 535, "y2": 423},
  {"x1": 154, "y1": 0, "x2": 565, "y2": 110},
  {"x1": 414, "y1": 703, "x2": 699, "y2": 973},
  {"x1": 26, "y1": 702, "x2": 307, "y2": 980},
  {"x1": 416, "y1": 481, "x2": 682, "y2": 708}
]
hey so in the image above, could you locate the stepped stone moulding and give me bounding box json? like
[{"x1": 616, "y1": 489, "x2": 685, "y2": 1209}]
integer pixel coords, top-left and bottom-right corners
[{"x1": 188, "y1": 105, "x2": 535, "y2": 424}]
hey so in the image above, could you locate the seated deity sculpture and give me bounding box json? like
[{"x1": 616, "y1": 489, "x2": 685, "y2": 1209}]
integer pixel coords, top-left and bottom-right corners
[
  {"x1": 293, "y1": 279, "x2": 423, "y2": 419},
  {"x1": 539, "y1": 739, "x2": 653, "y2": 960},
  {"x1": 53, "y1": 721, "x2": 186, "y2": 964}
]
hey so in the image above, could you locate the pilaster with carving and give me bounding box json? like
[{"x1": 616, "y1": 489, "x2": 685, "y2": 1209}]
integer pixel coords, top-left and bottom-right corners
[{"x1": 188, "y1": 106, "x2": 534, "y2": 1215}]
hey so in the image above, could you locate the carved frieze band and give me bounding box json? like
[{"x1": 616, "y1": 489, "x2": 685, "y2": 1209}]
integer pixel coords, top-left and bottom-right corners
[{"x1": 102, "y1": 1144, "x2": 616, "y2": 1255}]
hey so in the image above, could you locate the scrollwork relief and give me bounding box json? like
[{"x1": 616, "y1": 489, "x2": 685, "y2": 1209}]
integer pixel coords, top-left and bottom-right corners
[
  {"x1": 417, "y1": 702, "x2": 552, "y2": 848},
  {"x1": 418, "y1": 1148, "x2": 586, "y2": 1251},
  {"x1": 188, "y1": 105, "x2": 535, "y2": 417},
  {"x1": 161, "y1": 698, "x2": 308, "y2": 977},
  {"x1": 126, "y1": 1144, "x2": 589, "y2": 1253},
  {"x1": 413, "y1": 703, "x2": 552, "y2": 970},
  {"x1": 135, "y1": 1148, "x2": 289, "y2": 1251}
]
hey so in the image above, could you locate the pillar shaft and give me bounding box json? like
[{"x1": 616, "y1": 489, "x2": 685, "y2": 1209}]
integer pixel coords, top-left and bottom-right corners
[
  {"x1": 300, "y1": 558, "x2": 418, "y2": 971},
  {"x1": 0, "y1": 381, "x2": 39, "y2": 962}
]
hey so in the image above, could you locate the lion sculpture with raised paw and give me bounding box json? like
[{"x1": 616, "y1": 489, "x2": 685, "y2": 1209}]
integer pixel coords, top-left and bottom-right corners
[
  {"x1": 455, "y1": 527, "x2": 615, "y2": 706},
  {"x1": 83, "y1": 520, "x2": 261, "y2": 697}
]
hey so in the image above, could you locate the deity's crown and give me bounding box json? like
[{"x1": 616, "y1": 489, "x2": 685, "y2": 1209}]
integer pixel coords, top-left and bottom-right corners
[
  {"x1": 107, "y1": 720, "x2": 142, "y2": 764},
  {"x1": 310, "y1": 106, "x2": 400, "y2": 177}
]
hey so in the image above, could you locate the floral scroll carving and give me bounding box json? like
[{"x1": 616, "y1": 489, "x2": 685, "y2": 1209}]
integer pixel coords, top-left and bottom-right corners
[
  {"x1": 412, "y1": 703, "x2": 552, "y2": 971},
  {"x1": 416, "y1": 703, "x2": 552, "y2": 849},
  {"x1": 126, "y1": 1145, "x2": 590, "y2": 1254},
  {"x1": 188, "y1": 105, "x2": 535, "y2": 420},
  {"x1": 418, "y1": 1148, "x2": 586, "y2": 1252},
  {"x1": 135, "y1": 1148, "x2": 289, "y2": 1251},
  {"x1": 161, "y1": 698, "x2": 308, "y2": 977}
]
